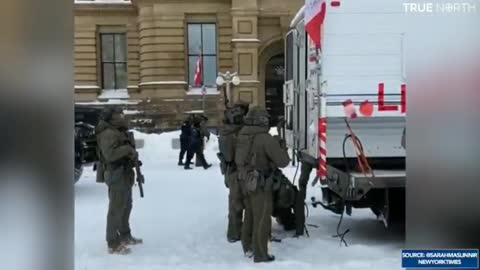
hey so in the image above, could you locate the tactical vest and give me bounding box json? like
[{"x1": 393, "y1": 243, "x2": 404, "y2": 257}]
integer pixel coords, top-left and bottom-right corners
[
  {"x1": 218, "y1": 125, "x2": 242, "y2": 174},
  {"x1": 236, "y1": 134, "x2": 265, "y2": 194}
]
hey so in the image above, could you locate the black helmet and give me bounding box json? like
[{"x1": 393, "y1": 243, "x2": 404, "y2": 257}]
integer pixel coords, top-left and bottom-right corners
[
  {"x1": 234, "y1": 101, "x2": 249, "y2": 115},
  {"x1": 243, "y1": 106, "x2": 270, "y2": 127},
  {"x1": 101, "y1": 107, "x2": 123, "y2": 122},
  {"x1": 225, "y1": 102, "x2": 249, "y2": 125}
]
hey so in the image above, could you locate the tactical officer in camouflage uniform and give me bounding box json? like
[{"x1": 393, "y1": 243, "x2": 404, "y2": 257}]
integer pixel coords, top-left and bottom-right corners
[
  {"x1": 95, "y1": 107, "x2": 143, "y2": 255},
  {"x1": 217, "y1": 102, "x2": 249, "y2": 243},
  {"x1": 235, "y1": 106, "x2": 290, "y2": 263}
]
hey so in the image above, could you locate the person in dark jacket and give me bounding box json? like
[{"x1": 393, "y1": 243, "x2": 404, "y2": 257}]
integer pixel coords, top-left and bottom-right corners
[
  {"x1": 184, "y1": 119, "x2": 212, "y2": 170},
  {"x1": 195, "y1": 115, "x2": 211, "y2": 167},
  {"x1": 178, "y1": 116, "x2": 193, "y2": 166}
]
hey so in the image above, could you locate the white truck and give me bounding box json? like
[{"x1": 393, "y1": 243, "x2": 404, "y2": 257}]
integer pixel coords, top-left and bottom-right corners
[{"x1": 284, "y1": 0, "x2": 406, "y2": 226}]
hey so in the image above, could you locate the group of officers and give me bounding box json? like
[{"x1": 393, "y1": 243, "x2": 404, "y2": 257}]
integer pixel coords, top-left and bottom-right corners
[
  {"x1": 217, "y1": 102, "x2": 307, "y2": 263},
  {"x1": 94, "y1": 105, "x2": 310, "y2": 261},
  {"x1": 177, "y1": 114, "x2": 212, "y2": 170}
]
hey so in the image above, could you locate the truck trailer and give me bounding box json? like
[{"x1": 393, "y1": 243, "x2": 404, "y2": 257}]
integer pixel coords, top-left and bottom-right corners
[{"x1": 284, "y1": 0, "x2": 406, "y2": 226}]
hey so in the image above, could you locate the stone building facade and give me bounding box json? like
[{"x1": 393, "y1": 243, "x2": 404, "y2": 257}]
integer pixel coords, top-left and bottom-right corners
[{"x1": 74, "y1": 0, "x2": 302, "y2": 130}]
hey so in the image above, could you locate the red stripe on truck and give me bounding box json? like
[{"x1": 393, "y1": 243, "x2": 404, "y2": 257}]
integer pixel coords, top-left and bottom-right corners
[
  {"x1": 318, "y1": 117, "x2": 327, "y2": 181},
  {"x1": 401, "y1": 84, "x2": 407, "y2": 113}
]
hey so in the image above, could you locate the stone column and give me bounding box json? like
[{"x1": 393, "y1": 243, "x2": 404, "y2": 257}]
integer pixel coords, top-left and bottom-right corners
[
  {"x1": 137, "y1": 3, "x2": 187, "y2": 99},
  {"x1": 231, "y1": 0, "x2": 260, "y2": 106}
]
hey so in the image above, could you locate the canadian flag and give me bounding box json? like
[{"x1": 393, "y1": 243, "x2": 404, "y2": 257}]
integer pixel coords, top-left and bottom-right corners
[
  {"x1": 193, "y1": 55, "x2": 203, "y2": 87},
  {"x1": 305, "y1": 0, "x2": 327, "y2": 50}
]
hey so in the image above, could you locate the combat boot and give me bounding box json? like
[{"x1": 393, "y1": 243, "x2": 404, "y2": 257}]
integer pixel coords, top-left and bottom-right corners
[
  {"x1": 184, "y1": 164, "x2": 193, "y2": 170},
  {"x1": 227, "y1": 237, "x2": 240, "y2": 243},
  {"x1": 108, "y1": 243, "x2": 131, "y2": 255},
  {"x1": 178, "y1": 161, "x2": 184, "y2": 166},
  {"x1": 254, "y1": 255, "x2": 275, "y2": 263},
  {"x1": 203, "y1": 164, "x2": 212, "y2": 170},
  {"x1": 121, "y1": 234, "x2": 143, "y2": 246}
]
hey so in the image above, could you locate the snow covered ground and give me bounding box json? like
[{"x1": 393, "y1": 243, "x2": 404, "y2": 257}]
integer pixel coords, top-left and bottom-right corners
[{"x1": 75, "y1": 131, "x2": 404, "y2": 270}]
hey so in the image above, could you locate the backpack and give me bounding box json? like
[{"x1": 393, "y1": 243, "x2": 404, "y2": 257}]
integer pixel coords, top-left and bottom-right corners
[{"x1": 275, "y1": 175, "x2": 297, "y2": 209}]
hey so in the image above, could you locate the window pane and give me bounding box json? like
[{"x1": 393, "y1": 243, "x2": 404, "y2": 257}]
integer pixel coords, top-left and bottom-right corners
[
  {"x1": 202, "y1": 24, "x2": 216, "y2": 55},
  {"x1": 103, "y1": 63, "x2": 115, "y2": 89},
  {"x1": 188, "y1": 24, "x2": 202, "y2": 55},
  {"x1": 188, "y1": 56, "x2": 198, "y2": 86},
  {"x1": 114, "y1": 34, "x2": 127, "y2": 62},
  {"x1": 101, "y1": 34, "x2": 114, "y2": 62},
  {"x1": 203, "y1": 56, "x2": 216, "y2": 87},
  {"x1": 115, "y1": 63, "x2": 127, "y2": 89}
]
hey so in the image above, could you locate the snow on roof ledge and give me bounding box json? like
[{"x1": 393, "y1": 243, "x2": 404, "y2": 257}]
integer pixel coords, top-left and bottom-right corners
[
  {"x1": 76, "y1": 99, "x2": 140, "y2": 105},
  {"x1": 231, "y1": 39, "x2": 260, "y2": 42},
  {"x1": 184, "y1": 110, "x2": 205, "y2": 114},
  {"x1": 75, "y1": 0, "x2": 132, "y2": 4},
  {"x1": 75, "y1": 85, "x2": 100, "y2": 89},
  {"x1": 97, "y1": 89, "x2": 130, "y2": 99},
  {"x1": 186, "y1": 87, "x2": 220, "y2": 96},
  {"x1": 124, "y1": 110, "x2": 142, "y2": 115},
  {"x1": 139, "y1": 81, "x2": 187, "y2": 86},
  {"x1": 290, "y1": 5, "x2": 305, "y2": 28}
]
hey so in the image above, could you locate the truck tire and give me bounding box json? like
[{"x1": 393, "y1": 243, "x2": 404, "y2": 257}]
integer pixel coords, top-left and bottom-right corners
[
  {"x1": 370, "y1": 207, "x2": 381, "y2": 217},
  {"x1": 75, "y1": 164, "x2": 83, "y2": 183},
  {"x1": 74, "y1": 143, "x2": 83, "y2": 184}
]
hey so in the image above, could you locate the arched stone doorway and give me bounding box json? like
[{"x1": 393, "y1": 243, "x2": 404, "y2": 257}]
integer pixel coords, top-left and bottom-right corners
[
  {"x1": 258, "y1": 37, "x2": 284, "y2": 127},
  {"x1": 264, "y1": 54, "x2": 285, "y2": 126}
]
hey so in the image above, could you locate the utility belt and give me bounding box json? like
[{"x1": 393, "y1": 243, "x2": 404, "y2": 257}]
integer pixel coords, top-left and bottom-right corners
[
  {"x1": 217, "y1": 152, "x2": 237, "y2": 175},
  {"x1": 226, "y1": 162, "x2": 237, "y2": 174},
  {"x1": 238, "y1": 167, "x2": 274, "y2": 195}
]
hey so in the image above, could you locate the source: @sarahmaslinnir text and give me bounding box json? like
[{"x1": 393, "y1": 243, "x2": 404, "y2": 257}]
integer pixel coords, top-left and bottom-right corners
[{"x1": 402, "y1": 249, "x2": 479, "y2": 269}]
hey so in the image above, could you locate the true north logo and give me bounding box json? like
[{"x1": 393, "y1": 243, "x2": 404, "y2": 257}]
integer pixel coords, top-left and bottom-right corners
[{"x1": 403, "y1": 1, "x2": 478, "y2": 13}]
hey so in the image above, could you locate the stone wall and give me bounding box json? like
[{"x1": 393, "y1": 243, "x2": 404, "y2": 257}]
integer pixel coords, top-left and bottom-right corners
[{"x1": 74, "y1": 0, "x2": 303, "y2": 130}]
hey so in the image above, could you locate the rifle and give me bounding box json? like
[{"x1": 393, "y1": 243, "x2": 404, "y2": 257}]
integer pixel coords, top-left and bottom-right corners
[
  {"x1": 127, "y1": 131, "x2": 145, "y2": 198},
  {"x1": 216, "y1": 152, "x2": 227, "y2": 175}
]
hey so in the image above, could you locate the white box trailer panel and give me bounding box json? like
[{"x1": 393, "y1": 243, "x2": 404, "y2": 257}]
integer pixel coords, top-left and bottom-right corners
[{"x1": 286, "y1": 0, "x2": 406, "y2": 159}]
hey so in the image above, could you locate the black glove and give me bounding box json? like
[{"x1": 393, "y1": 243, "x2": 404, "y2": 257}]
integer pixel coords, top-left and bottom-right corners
[
  {"x1": 224, "y1": 179, "x2": 229, "y2": 189},
  {"x1": 279, "y1": 139, "x2": 287, "y2": 149}
]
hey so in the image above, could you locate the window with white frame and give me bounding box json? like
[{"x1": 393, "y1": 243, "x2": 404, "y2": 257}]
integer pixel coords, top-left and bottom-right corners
[
  {"x1": 100, "y1": 33, "x2": 127, "y2": 90},
  {"x1": 187, "y1": 23, "x2": 217, "y2": 88}
]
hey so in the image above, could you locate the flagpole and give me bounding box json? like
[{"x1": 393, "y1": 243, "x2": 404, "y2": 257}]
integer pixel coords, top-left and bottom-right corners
[{"x1": 202, "y1": 85, "x2": 206, "y2": 113}]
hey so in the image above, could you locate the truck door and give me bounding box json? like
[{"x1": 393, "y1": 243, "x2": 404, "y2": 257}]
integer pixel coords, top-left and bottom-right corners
[
  {"x1": 305, "y1": 37, "x2": 321, "y2": 159},
  {"x1": 284, "y1": 29, "x2": 297, "y2": 148},
  {"x1": 296, "y1": 21, "x2": 308, "y2": 152}
]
